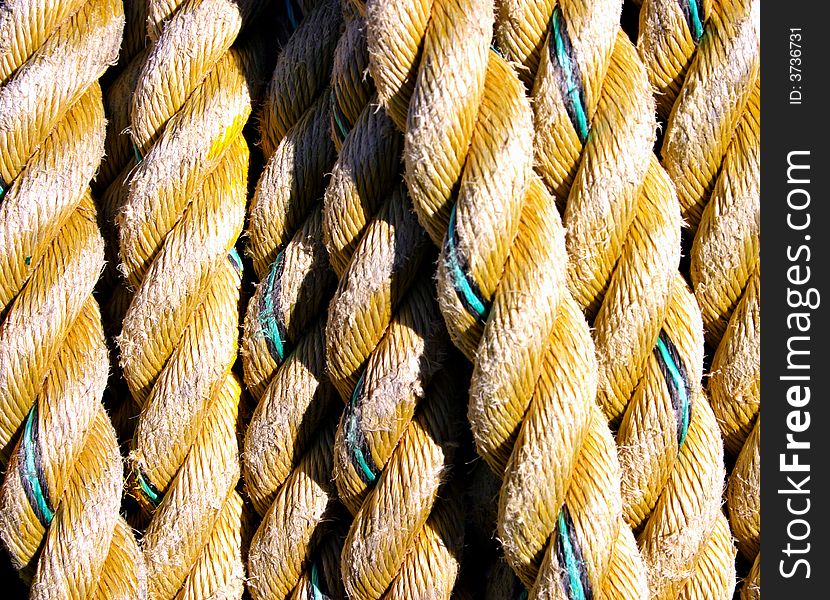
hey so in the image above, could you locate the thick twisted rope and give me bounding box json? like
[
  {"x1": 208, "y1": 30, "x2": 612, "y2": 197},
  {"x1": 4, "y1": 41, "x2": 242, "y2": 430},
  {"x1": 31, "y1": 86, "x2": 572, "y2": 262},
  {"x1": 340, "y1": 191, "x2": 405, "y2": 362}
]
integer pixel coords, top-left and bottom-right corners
[
  {"x1": 488, "y1": 1, "x2": 734, "y2": 596},
  {"x1": 241, "y1": 2, "x2": 348, "y2": 598},
  {"x1": 365, "y1": 0, "x2": 658, "y2": 597},
  {"x1": 85, "y1": 0, "x2": 151, "y2": 456},
  {"x1": 322, "y1": 9, "x2": 465, "y2": 597},
  {"x1": 115, "y1": 1, "x2": 267, "y2": 597},
  {"x1": 0, "y1": 0, "x2": 146, "y2": 596},
  {"x1": 638, "y1": 0, "x2": 761, "y2": 576},
  {"x1": 96, "y1": 0, "x2": 148, "y2": 195}
]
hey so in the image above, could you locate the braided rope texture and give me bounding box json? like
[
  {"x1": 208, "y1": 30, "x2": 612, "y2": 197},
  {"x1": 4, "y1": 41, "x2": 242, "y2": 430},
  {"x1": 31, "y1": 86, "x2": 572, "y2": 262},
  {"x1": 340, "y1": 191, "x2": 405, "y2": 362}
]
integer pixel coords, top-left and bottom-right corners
[
  {"x1": 637, "y1": 4, "x2": 760, "y2": 596},
  {"x1": 362, "y1": 0, "x2": 690, "y2": 598},
  {"x1": 93, "y1": 0, "x2": 150, "y2": 460},
  {"x1": 114, "y1": 0, "x2": 269, "y2": 597},
  {"x1": 493, "y1": 2, "x2": 738, "y2": 597},
  {"x1": 0, "y1": 1, "x2": 763, "y2": 598},
  {"x1": 242, "y1": 1, "x2": 348, "y2": 598},
  {"x1": 323, "y1": 5, "x2": 466, "y2": 598},
  {"x1": 0, "y1": 0, "x2": 147, "y2": 596}
]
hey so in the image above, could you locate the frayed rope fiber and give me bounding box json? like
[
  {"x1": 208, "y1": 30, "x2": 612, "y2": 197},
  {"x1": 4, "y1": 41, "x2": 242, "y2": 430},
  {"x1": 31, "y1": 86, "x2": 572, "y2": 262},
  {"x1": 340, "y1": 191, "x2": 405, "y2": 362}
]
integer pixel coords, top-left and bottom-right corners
[
  {"x1": 0, "y1": 1, "x2": 760, "y2": 599},
  {"x1": 638, "y1": 0, "x2": 760, "y2": 595},
  {"x1": 242, "y1": 1, "x2": 347, "y2": 597},
  {"x1": 0, "y1": 0, "x2": 146, "y2": 597},
  {"x1": 114, "y1": 1, "x2": 270, "y2": 597}
]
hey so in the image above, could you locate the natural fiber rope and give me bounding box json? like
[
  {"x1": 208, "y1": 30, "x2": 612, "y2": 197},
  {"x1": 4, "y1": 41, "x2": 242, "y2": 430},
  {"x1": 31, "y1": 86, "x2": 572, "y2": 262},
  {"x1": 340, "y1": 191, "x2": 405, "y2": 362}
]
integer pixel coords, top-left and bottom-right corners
[
  {"x1": 241, "y1": 1, "x2": 347, "y2": 598},
  {"x1": 364, "y1": 0, "x2": 661, "y2": 597},
  {"x1": 323, "y1": 7, "x2": 465, "y2": 597},
  {"x1": 88, "y1": 1, "x2": 150, "y2": 454},
  {"x1": 0, "y1": 0, "x2": 146, "y2": 596},
  {"x1": 637, "y1": 0, "x2": 761, "y2": 581},
  {"x1": 492, "y1": 2, "x2": 736, "y2": 596},
  {"x1": 95, "y1": 0, "x2": 148, "y2": 195},
  {"x1": 115, "y1": 1, "x2": 267, "y2": 597},
  {"x1": 742, "y1": 551, "x2": 760, "y2": 600}
]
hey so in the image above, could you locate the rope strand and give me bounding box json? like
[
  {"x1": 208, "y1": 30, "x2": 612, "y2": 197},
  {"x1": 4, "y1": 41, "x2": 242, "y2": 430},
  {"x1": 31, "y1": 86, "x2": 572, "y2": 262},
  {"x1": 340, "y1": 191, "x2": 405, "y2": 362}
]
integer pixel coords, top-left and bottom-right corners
[
  {"x1": 324, "y1": 8, "x2": 465, "y2": 596},
  {"x1": 116, "y1": 1, "x2": 268, "y2": 596},
  {"x1": 637, "y1": 0, "x2": 761, "y2": 585},
  {"x1": 242, "y1": 2, "x2": 347, "y2": 597},
  {"x1": 0, "y1": 0, "x2": 145, "y2": 595},
  {"x1": 365, "y1": 0, "x2": 650, "y2": 596},
  {"x1": 490, "y1": 3, "x2": 736, "y2": 596}
]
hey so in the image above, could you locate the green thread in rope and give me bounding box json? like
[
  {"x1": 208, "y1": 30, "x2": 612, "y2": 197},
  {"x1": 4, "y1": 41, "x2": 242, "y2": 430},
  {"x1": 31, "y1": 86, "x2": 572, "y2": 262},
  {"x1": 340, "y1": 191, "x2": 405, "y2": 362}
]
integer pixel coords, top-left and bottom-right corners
[
  {"x1": 20, "y1": 405, "x2": 54, "y2": 526},
  {"x1": 286, "y1": 0, "x2": 299, "y2": 30},
  {"x1": 345, "y1": 373, "x2": 378, "y2": 484},
  {"x1": 687, "y1": 0, "x2": 704, "y2": 42},
  {"x1": 0, "y1": 179, "x2": 6, "y2": 201},
  {"x1": 517, "y1": 590, "x2": 529, "y2": 600},
  {"x1": 131, "y1": 141, "x2": 143, "y2": 164},
  {"x1": 655, "y1": 333, "x2": 691, "y2": 447},
  {"x1": 259, "y1": 254, "x2": 286, "y2": 363},
  {"x1": 310, "y1": 561, "x2": 324, "y2": 600},
  {"x1": 331, "y1": 96, "x2": 350, "y2": 141},
  {"x1": 557, "y1": 509, "x2": 587, "y2": 600},
  {"x1": 551, "y1": 9, "x2": 590, "y2": 144},
  {"x1": 446, "y1": 204, "x2": 488, "y2": 321},
  {"x1": 136, "y1": 469, "x2": 162, "y2": 506}
]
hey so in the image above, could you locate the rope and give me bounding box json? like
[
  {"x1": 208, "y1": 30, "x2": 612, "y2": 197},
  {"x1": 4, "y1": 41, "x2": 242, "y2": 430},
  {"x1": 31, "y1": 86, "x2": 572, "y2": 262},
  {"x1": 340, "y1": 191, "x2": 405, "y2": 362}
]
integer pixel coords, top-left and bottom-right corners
[
  {"x1": 115, "y1": 1, "x2": 267, "y2": 597},
  {"x1": 676, "y1": 513, "x2": 737, "y2": 599},
  {"x1": 323, "y1": 9, "x2": 465, "y2": 597},
  {"x1": 0, "y1": 0, "x2": 146, "y2": 596},
  {"x1": 89, "y1": 1, "x2": 151, "y2": 454},
  {"x1": 492, "y1": 2, "x2": 736, "y2": 596},
  {"x1": 95, "y1": 0, "x2": 149, "y2": 195},
  {"x1": 362, "y1": 0, "x2": 735, "y2": 596},
  {"x1": 637, "y1": 0, "x2": 761, "y2": 577},
  {"x1": 742, "y1": 552, "x2": 760, "y2": 600},
  {"x1": 364, "y1": 0, "x2": 660, "y2": 597},
  {"x1": 241, "y1": 1, "x2": 347, "y2": 598}
]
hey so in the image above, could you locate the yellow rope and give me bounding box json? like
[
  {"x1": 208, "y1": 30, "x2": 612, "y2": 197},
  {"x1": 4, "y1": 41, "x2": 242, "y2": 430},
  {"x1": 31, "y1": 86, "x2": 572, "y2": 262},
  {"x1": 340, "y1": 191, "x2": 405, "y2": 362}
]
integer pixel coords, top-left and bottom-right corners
[
  {"x1": 0, "y1": 0, "x2": 146, "y2": 596},
  {"x1": 365, "y1": 0, "x2": 660, "y2": 597},
  {"x1": 742, "y1": 552, "x2": 761, "y2": 600},
  {"x1": 637, "y1": 1, "x2": 761, "y2": 579},
  {"x1": 493, "y1": 1, "x2": 735, "y2": 595},
  {"x1": 90, "y1": 1, "x2": 151, "y2": 454},
  {"x1": 242, "y1": 1, "x2": 347, "y2": 598},
  {"x1": 115, "y1": 1, "x2": 268, "y2": 597},
  {"x1": 2, "y1": 2, "x2": 762, "y2": 597},
  {"x1": 323, "y1": 9, "x2": 465, "y2": 598}
]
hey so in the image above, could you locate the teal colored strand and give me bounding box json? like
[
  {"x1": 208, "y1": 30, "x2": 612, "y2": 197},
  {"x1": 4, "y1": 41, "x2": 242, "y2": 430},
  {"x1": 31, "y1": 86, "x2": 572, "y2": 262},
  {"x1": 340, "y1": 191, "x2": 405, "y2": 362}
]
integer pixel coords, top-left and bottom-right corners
[
  {"x1": 259, "y1": 257, "x2": 285, "y2": 362},
  {"x1": 22, "y1": 405, "x2": 54, "y2": 525},
  {"x1": 346, "y1": 374, "x2": 377, "y2": 484},
  {"x1": 558, "y1": 510, "x2": 587, "y2": 600},
  {"x1": 688, "y1": 0, "x2": 704, "y2": 42},
  {"x1": 447, "y1": 204, "x2": 487, "y2": 320},
  {"x1": 137, "y1": 469, "x2": 162, "y2": 506},
  {"x1": 655, "y1": 337, "x2": 690, "y2": 446},
  {"x1": 517, "y1": 590, "x2": 529, "y2": 600},
  {"x1": 0, "y1": 180, "x2": 6, "y2": 201},
  {"x1": 552, "y1": 10, "x2": 590, "y2": 144},
  {"x1": 132, "y1": 141, "x2": 143, "y2": 164},
  {"x1": 310, "y1": 562, "x2": 324, "y2": 600},
  {"x1": 286, "y1": 0, "x2": 298, "y2": 30},
  {"x1": 331, "y1": 99, "x2": 350, "y2": 140}
]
